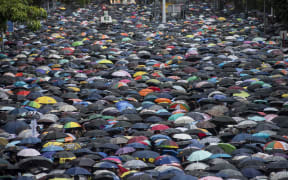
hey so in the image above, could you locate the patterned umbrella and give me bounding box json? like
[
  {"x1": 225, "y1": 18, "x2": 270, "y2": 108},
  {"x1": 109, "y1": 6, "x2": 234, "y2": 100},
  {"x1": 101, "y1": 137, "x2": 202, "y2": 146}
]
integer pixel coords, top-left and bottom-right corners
[{"x1": 264, "y1": 141, "x2": 288, "y2": 151}]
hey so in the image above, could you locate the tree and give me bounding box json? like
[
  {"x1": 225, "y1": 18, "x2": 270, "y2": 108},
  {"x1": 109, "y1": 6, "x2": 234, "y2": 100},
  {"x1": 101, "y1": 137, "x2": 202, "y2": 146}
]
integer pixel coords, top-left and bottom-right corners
[{"x1": 0, "y1": 0, "x2": 47, "y2": 51}]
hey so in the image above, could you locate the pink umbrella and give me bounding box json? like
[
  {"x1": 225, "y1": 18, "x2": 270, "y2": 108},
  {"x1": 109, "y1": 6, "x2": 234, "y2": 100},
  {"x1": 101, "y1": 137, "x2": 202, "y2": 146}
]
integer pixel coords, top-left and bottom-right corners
[
  {"x1": 102, "y1": 157, "x2": 122, "y2": 164},
  {"x1": 151, "y1": 124, "x2": 170, "y2": 131},
  {"x1": 265, "y1": 114, "x2": 278, "y2": 122},
  {"x1": 199, "y1": 176, "x2": 223, "y2": 180},
  {"x1": 119, "y1": 79, "x2": 131, "y2": 83},
  {"x1": 112, "y1": 70, "x2": 131, "y2": 78}
]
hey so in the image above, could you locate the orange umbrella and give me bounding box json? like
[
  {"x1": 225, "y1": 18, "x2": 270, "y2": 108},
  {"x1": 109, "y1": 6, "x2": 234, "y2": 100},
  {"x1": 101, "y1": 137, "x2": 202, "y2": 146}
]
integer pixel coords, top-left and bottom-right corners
[
  {"x1": 155, "y1": 98, "x2": 172, "y2": 104},
  {"x1": 139, "y1": 88, "x2": 153, "y2": 97}
]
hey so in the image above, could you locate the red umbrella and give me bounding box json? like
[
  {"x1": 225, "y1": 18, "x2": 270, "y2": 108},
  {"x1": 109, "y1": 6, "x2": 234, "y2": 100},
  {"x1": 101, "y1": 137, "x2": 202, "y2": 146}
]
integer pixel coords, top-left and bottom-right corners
[
  {"x1": 127, "y1": 136, "x2": 148, "y2": 144},
  {"x1": 61, "y1": 47, "x2": 74, "y2": 55},
  {"x1": 17, "y1": 91, "x2": 30, "y2": 96},
  {"x1": 151, "y1": 124, "x2": 170, "y2": 131}
]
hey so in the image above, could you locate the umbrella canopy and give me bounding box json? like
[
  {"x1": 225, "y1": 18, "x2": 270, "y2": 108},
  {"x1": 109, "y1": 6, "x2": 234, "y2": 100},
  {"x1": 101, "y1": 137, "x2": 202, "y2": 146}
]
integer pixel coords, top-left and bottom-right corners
[
  {"x1": 264, "y1": 141, "x2": 288, "y2": 151},
  {"x1": 16, "y1": 156, "x2": 53, "y2": 169},
  {"x1": 154, "y1": 155, "x2": 180, "y2": 166},
  {"x1": 35, "y1": 96, "x2": 57, "y2": 104},
  {"x1": 115, "y1": 147, "x2": 136, "y2": 155},
  {"x1": 3, "y1": 120, "x2": 29, "y2": 134},
  {"x1": 65, "y1": 167, "x2": 91, "y2": 176},
  {"x1": 123, "y1": 160, "x2": 148, "y2": 169},
  {"x1": 17, "y1": 148, "x2": 41, "y2": 157},
  {"x1": 187, "y1": 150, "x2": 212, "y2": 162}
]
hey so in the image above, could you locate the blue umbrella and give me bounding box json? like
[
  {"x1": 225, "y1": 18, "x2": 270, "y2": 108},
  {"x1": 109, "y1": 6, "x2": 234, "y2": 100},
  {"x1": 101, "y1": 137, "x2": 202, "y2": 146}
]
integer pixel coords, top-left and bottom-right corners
[
  {"x1": 26, "y1": 91, "x2": 43, "y2": 100},
  {"x1": 209, "y1": 153, "x2": 232, "y2": 159},
  {"x1": 125, "y1": 143, "x2": 149, "y2": 149},
  {"x1": 132, "y1": 150, "x2": 160, "y2": 160},
  {"x1": 154, "y1": 155, "x2": 180, "y2": 166},
  {"x1": 231, "y1": 133, "x2": 252, "y2": 143},
  {"x1": 161, "y1": 149, "x2": 178, "y2": 157},
  {"x1": 65, "y1": 167, "x2": 91, "y2": 175},
  {"x1": 8, "y1": 108, "x2": 29, "y2": 115},
  {"x1": 241, "y1": 168, "x2": 263, "y2": 178},
  {"x1": 41, "y1": 146, "x2": 64, "y2": 152},
  {"x1": 131, "y1": 123, "x2": 150, "y2": 130},
  {"x1": 93, "y1": 161, "x2": 118, "y2": 169},
  {"x1": 150, "y1": 134, "x2": 171, "y2": 141},
  {"x1": 184, "y1": 140, "x2": 205, "y2": 149},
  {"x1": 231, "y1": 133, "x2": 267, "y2": 143},
  {"x1": 41, "y1": 151, "x2": 56, "y2": 160},
  {"x1": 3, "y1": 120, "x2": 29, "y2": 134},
  {"x1": 116, "y1": 101, "x2": 135, "y2": 112},
  {"x1": 20, "y1": 137, "x2": 41, "y2": 145}
]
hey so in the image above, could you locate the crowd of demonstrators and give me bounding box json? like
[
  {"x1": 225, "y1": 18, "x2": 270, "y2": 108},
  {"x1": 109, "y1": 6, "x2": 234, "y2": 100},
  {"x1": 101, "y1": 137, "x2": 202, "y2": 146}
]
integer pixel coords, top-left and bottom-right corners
[{"x1": 0, "y1": 1, "x2": 288, "y2": 180}]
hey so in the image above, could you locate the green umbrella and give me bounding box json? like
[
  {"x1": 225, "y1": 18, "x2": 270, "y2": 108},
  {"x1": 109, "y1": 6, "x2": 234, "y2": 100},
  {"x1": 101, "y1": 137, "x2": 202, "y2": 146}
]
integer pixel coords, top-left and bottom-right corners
[
  {"x1": 168, "y1": 113, "x2": 185, "y2": 121},
  {"x1": 218, "y1": 143, "x2": 236, "y2": 154},
  {"x1": 187, "y1": 76, "x2": 198, "y2": 82},
  {"x1": 72, "y1": 41, "x2": 83, "y2": 47},
  {"x1": 122, "y1": 37, "x2": 131, "y2": 42},
  {"x1": 0, "y1": 54, "x2": 7, "y2": 59}
]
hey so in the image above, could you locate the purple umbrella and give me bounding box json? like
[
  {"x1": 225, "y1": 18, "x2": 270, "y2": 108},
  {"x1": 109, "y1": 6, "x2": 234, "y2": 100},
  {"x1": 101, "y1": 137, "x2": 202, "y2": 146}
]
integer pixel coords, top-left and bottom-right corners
[{"x1": 115, "y1": 147, "x2": 136, "y2": 155}]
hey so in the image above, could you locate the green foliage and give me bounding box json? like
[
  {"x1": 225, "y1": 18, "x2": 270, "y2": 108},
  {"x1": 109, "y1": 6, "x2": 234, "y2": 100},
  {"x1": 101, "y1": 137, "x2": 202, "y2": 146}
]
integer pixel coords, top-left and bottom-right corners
[{"x1": 0, "y1": 0, "x2": 47, "y2": 32}]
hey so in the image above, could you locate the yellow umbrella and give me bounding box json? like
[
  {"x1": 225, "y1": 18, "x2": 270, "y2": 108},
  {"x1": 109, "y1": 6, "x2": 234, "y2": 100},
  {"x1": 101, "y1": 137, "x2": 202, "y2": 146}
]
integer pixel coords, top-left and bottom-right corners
[
  {"x1": 0, "y1": 137, "x2": 8, "y2": 146},
  {"x1": 64, "y1": 122, "x2": 81, "y2": 129},
  {"x1": 218, "y1": 17, "x2": 226, "y2": 21},
  {"x1": 185, "y1": 35, "x2": 194, "y2": 38},
  {"x1": 63, "y1": 143, "x2": 81, "y2": 151},
  {"x1": 59, "y1": 156, "x2": 76, "y2": 164},
  {"x1": 43, "y1": 142, "x2": 63, "y2": 148},
  {"x1": 67, "y1": 87, "x2": 80, "y2": 92},
  {"x1": 233, "y1": 91, "x2": 250, "y2": 98},
  {"x1": 133, "y1": 71, "x2": 148, "y2": 78},
  {"x1": 35, "y1": 96, "x2": 57, "y2": 104},
  {"x1": 97, "y1": 59, "x2": 113, "y2": 64},
  {"x1": 121, "y1": 170, "x2": 138, "y2": 178}
]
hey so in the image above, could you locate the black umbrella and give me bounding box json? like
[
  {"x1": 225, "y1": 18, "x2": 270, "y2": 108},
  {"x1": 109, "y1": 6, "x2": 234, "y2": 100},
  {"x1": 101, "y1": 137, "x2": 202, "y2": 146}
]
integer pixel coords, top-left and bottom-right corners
[
  {"x1": 16, "y1": 156, "x2": 53, "y2": 169},
  {"x1": 237, "y1": 157, "x2": 265, "y2": 169},
  {"x1": 85, "y1": 130, "x2": 109, "y2": 137},
  {"x1": 132, "y1": 150, "x2": 160, "y2": 160},
  {"x1": 72, "y1": 157, "x2": 95, "y2": 167},
  {"x1": 54, "y1": 151, "x2": 76, "y2": 159},
  {"x1": 42, "y1": 131, "x2": 69, "y2": 141},
  {"x1": 267, "y1": 160, "x2": 288, "y2": 171},
  {"x1": 99, "y1": 143, "x2": 120, "y2": 150},
  {"x1": 208, "y1": 162, "x2": 237, "y2": 172},
  {"x1": 272, "y1": 116, "x2": 288, "y2": 128}
]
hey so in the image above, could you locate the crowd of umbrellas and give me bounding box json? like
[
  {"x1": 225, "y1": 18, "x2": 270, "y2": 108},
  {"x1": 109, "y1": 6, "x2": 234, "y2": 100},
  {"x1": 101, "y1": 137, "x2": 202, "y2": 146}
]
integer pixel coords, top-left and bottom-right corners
[{"x1": 0, "y1": 1, "x2": 288, "y2": 180}]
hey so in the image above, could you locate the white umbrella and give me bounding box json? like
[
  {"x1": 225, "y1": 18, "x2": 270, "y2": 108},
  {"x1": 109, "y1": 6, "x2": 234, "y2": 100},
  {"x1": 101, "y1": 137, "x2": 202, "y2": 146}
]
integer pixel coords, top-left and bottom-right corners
[
  {"x1": 17, "y1": 148, "x2": 40, "y2": 157},
  {"x1": 173, "y1": 133, "x2": 192, "y2": 140},
  {"x1": 174, "y1": 116, "x2": 195, "y2": 124},
  {"x1": 58, "y1": 105, "x2": 77, "y2": 112},
  {"x1": 123, "y1": 160, "x2": 147, "y2": 169},
  {"x1": 271, "y1": 171, "x2": 288, "y2": 180},
  {"x1": 185, "y1": 162, "x2": 209, "y2": 171},
  {"x1": 112, "y1": 70, "x2": 131, "y2": 77}
]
